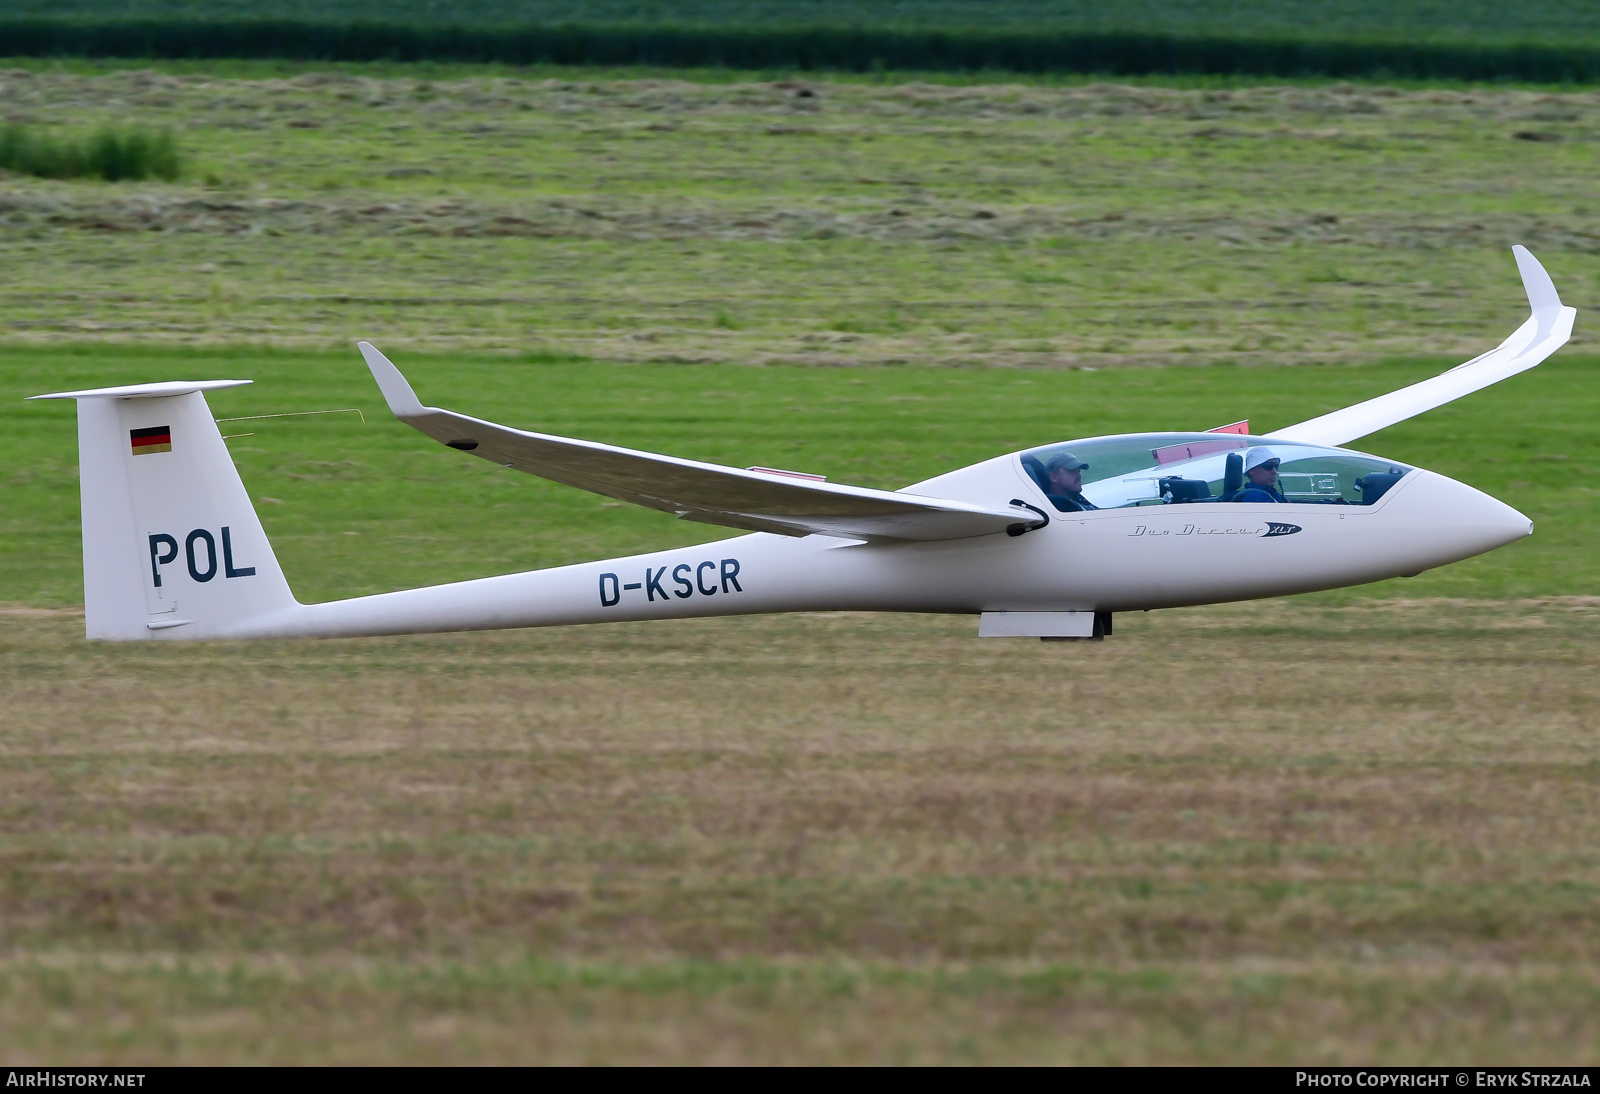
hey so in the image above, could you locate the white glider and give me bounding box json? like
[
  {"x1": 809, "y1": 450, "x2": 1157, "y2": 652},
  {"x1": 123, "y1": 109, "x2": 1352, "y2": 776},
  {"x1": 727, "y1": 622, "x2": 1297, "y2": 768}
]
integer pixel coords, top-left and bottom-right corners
[{"x1": 32, "y1": 247, "x2": 1573, "y2": 641}]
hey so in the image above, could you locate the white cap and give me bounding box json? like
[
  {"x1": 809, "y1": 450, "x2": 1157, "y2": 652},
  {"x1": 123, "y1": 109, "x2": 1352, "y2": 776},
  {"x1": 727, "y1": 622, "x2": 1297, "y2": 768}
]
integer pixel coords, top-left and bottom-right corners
[{"x1": 1243, "y1": 446, "x2": 1281, "y2": 473}]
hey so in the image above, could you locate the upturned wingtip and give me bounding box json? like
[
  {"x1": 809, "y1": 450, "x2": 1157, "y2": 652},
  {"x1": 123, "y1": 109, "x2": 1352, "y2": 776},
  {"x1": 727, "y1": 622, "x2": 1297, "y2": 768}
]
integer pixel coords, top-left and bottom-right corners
[
  {"x1": 1513, "y1": 245, "x2": 1563, "y2": 318},
  {"x1": 358, "y1": 341, "x2": 426, "y2": 419}
]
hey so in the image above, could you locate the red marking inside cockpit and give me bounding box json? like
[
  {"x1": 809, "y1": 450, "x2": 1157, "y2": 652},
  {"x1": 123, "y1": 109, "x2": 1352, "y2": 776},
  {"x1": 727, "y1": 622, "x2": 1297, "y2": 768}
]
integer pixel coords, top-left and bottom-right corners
[{"x1": 1151, "y1": 437, "x2": 1250, "y2": 465}]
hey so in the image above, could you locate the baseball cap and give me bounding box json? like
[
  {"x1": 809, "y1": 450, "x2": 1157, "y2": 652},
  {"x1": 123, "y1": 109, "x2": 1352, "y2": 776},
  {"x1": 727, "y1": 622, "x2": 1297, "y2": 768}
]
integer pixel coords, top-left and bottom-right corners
[{"x1": 1044, "y1": 451, "x2": 1089, "y2": 473}]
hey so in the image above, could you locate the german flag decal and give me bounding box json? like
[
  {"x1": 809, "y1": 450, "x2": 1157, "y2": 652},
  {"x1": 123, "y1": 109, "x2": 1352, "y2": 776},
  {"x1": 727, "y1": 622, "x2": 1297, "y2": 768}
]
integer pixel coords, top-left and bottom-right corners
[{"x1": 130, "y1": 425, "x2": 172, "y2": 455}]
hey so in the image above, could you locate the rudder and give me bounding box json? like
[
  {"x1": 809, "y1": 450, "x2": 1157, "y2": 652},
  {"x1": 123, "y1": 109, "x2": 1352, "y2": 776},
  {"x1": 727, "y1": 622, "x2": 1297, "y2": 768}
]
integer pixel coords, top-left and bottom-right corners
[{"x1": 32, "y1": 380, "x2": 298, "y2": 639}]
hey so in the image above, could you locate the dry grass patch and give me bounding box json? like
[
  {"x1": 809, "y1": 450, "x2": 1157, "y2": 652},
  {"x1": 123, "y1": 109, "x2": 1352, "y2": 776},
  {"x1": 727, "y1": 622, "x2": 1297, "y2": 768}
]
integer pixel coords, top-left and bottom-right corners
[{"x1": 0, "y1": 599, "x2": 1597, "y2": 1061}]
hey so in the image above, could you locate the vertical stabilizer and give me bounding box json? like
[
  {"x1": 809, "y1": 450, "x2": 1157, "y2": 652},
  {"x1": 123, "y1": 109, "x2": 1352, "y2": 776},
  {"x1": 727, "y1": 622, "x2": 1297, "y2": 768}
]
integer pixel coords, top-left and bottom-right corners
[{"x1": 30, "y1": 380, "x2": 299, "y2": 639}]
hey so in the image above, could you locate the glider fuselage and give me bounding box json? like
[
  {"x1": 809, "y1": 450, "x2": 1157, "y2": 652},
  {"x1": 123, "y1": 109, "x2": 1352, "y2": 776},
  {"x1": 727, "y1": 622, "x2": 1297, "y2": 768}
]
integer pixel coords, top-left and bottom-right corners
[{"x1": 228, "y1": 444, "x2": 1529, "y2": 641}]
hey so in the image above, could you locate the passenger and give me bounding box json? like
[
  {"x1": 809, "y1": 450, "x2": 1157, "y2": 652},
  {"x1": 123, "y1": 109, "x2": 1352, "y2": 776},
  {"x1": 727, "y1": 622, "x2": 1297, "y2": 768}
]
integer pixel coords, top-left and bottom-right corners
[
  {"x1": 1044, "y1": 452, "x2": 1099, "y2": 512},
  {"x1": 1234, "y1": 447, "x2": 1286, "y2": 503}
]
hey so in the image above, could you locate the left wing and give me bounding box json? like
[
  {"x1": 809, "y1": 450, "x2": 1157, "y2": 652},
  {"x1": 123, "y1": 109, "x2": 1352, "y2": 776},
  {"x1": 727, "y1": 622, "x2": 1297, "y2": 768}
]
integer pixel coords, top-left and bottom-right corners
[
  {"x1": 359, "y1": 343, "x2": 1031, "y2": 542},
  {"x1": 1266, "y1": 246, "x2": 1575, "y2": 448}
]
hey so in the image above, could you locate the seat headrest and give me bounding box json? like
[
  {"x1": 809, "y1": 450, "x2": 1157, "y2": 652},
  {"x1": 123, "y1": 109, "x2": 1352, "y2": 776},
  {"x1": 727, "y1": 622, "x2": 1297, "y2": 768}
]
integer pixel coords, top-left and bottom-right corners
[
  {"x1": 1021, "y1": 454, "x2": 1051, "y2": 494},
  {"x1": 1224, "y1": 451, "x2": 1244, "y2": 491}
]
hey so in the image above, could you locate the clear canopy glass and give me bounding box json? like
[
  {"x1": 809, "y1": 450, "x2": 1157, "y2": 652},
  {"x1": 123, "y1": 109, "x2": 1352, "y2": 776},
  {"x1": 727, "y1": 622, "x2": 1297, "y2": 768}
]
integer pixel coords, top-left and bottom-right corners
[{"x1": 1019, "y1": 433, "x2": 1412, "y2": 511}]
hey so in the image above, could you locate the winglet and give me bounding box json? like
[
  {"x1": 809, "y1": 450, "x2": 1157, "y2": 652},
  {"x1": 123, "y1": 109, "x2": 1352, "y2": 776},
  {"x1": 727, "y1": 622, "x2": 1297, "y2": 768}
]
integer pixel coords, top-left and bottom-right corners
[
  {"x1": 358, "y1": 341, "x2": 427, "y2": 419},
  {"x1": 1265, "y1": 245, "x2": 1575, "y2": 448},
  {"x1": 1514, "y1": 244, "x2": 1562, "y2": 320}
]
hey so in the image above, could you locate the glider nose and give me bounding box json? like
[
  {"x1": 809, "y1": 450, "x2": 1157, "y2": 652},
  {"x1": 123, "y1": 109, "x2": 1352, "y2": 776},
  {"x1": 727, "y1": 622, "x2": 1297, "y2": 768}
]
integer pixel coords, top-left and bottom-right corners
[
  {"x1": 1484, "y1": 495, "x2": 1534, "y2": 546},
  {"x1": 1398, "y1": 469, "x2": 1532, "y2": 564},
  {"x1": 1453, "y1": 476, "x2": 1534, "y2": 548}
]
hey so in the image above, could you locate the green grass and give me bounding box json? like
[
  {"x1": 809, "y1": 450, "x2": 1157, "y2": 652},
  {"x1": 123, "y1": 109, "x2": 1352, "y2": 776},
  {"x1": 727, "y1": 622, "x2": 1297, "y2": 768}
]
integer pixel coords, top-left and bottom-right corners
[
  {"x1": 4, "y1": 344, "x2": 1597, "y2": 607},
  {"x1": 9, "y1": 54, "x2": 1599, "y2": 90},
  {"x1": 3, "y1": 1, "x2": 1591, "y2": 38},
  {"x1": 10, "y1": 2, "x2": 1600, "y2": 81},
  {"x1": 8, "y1": 25, "x2": 1600, "y2": 84},
  {"x1": 11, "y1": 0, "x2": 1600, "y2": 45},
  {"x1": 0, "y1": 123, "x2": 180, "y2": 181}
]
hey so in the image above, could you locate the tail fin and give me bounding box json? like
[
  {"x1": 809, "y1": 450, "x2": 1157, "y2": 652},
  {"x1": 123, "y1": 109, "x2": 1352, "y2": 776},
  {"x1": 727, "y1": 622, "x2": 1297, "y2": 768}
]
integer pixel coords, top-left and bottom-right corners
[{"x1": 30, "y1": 380, "x2": 298, "y2": 640}]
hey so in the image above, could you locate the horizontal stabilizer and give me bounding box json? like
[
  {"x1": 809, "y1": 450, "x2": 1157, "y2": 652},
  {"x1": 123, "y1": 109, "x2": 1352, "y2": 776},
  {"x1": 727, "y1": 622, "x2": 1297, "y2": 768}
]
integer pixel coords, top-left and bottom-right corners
[
  {"x1": 358, "y1": 342, "x2": 1030, "y2": 541},
  {"x1": 30, "y1": 379, "x2": 252, "y2": 402},
  {"x1": 1267, "y1": 246, "x2": 1575, "y2": 448}
]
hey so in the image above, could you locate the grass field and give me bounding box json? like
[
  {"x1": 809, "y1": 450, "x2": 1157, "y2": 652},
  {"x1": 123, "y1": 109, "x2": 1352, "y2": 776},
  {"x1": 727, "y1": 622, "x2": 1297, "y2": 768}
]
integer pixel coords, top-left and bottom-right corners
[
  {"x1": 2, "y1": 600, "x2": 1598, "y2": 1063},
  {"x1": 2, "y1": 63, "x2": 1599, "y2": 1064},
  {"x1": 2, "y1": 71, "x2": 1599, "y2": 366},
  {"x1": 4, "y1": 69, "x2": 1600, "y2": 604}
]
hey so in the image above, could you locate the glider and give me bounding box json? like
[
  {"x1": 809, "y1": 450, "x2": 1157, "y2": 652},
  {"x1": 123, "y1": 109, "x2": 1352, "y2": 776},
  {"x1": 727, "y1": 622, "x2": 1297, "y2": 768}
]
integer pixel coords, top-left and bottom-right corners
[{"x1": 33, "y1": 246, "x2": 1573, "y2": 640}]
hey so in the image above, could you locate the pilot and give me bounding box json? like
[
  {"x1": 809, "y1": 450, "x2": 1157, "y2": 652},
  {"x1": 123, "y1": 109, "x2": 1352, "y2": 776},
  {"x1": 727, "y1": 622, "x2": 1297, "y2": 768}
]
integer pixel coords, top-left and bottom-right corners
[
  {"x1": 1234, "y1": 447, "x2": 1286, "y2": 503},
  {"x1": 1044, "y1": 452, "x2": 1099, "y2": 512}
]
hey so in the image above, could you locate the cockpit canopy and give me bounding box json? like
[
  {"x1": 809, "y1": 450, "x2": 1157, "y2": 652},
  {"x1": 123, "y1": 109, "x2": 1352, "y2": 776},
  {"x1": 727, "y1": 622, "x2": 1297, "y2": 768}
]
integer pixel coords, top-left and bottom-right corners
[{"x1": 1020, "y1": 433, "x2": 1413, "y2": 511}]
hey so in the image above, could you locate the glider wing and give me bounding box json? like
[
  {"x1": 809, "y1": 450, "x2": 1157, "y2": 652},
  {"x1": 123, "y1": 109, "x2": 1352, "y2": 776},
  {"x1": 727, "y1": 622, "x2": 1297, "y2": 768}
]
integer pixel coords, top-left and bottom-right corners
[
  {"x1": 1265, "y1": 246, "x2": 1576, "y2": 448},
  {"x1": 360, "y1": 343, "x2": 1029, "y2": 541}
]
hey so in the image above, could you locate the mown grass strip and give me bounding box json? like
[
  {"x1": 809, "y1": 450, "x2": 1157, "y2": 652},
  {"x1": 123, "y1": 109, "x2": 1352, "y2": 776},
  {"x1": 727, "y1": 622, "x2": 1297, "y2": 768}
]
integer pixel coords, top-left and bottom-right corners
[{"x1": 8, "y1": 20, "x2": 1600, "y2": 82}]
